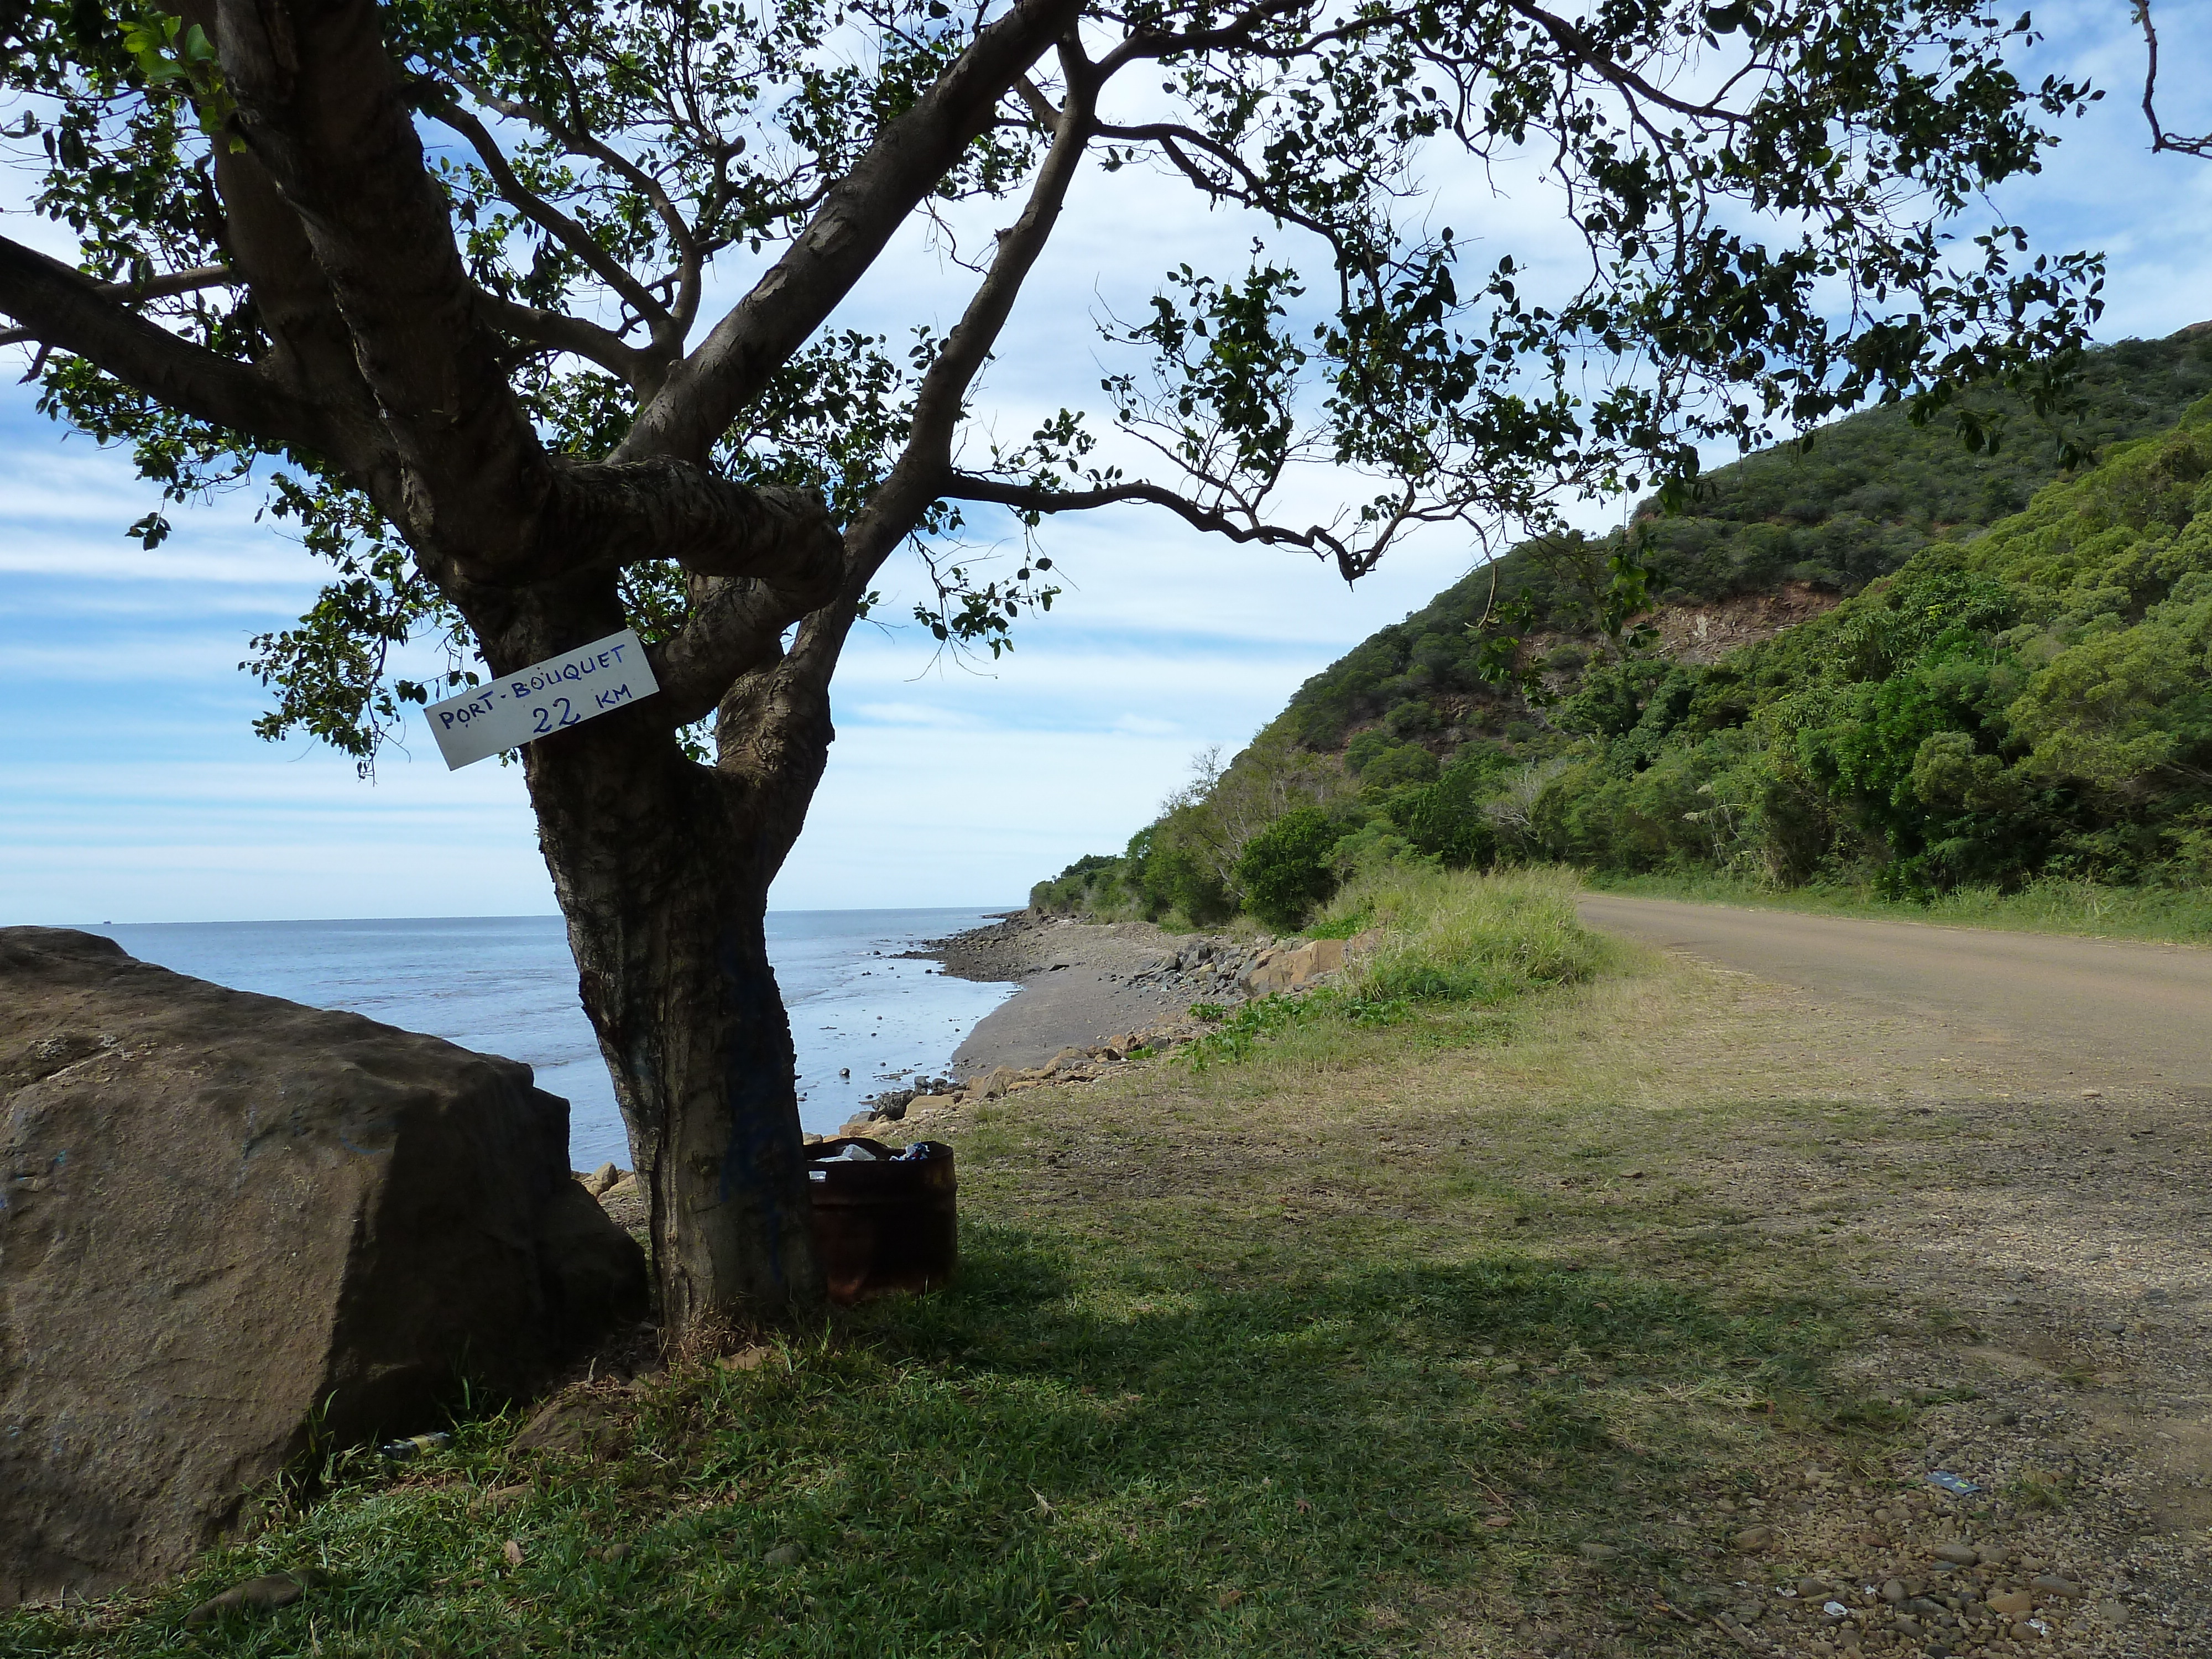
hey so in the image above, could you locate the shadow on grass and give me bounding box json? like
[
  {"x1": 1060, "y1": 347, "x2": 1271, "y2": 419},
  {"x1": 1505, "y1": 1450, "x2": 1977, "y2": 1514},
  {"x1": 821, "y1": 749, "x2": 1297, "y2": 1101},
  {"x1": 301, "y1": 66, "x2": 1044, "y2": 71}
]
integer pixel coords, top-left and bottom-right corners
[{"x1": 10, "y1": 1223, "x2": 1874, "y2": 1659}]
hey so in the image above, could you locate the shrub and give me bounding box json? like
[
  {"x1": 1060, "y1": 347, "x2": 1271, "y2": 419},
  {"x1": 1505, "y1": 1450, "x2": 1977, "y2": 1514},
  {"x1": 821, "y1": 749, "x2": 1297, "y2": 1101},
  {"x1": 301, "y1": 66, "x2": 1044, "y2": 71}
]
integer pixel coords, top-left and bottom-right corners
[
  {"x1": 1234, "y1": 806, "x2": 1344, "y2": 927},
  {"x1": 1358, "y1": 741, "x2": 1441, "y2": 791},
  {"x1": 1321, "y1": 865, "x2": 1605, "y2": 1003},
  {"x1": 1142, "y1": 840, "x2": 1233, "y2": 925}
]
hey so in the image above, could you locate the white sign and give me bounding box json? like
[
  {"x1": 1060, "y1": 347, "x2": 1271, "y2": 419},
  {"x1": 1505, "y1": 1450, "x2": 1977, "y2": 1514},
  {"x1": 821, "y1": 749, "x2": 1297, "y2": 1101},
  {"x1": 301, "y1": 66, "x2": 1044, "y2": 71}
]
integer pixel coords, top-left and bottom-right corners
[{"x1": 422, "y1": 628, "x2": 660, "y2": 770}]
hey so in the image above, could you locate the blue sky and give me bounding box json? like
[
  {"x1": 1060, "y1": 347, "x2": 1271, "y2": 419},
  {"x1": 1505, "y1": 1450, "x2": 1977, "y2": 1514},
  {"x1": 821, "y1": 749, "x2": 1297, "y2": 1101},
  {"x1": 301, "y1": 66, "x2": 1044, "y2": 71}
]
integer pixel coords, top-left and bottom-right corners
[{"x1": 4, "y1": 2, "x2": 2209, "y2": 924}]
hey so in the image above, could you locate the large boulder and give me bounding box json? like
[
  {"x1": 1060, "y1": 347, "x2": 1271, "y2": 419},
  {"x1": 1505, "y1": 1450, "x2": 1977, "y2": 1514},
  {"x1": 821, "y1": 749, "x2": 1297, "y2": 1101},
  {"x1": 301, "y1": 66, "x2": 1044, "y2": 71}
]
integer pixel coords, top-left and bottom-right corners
[{"x1": 0, "y1": 927, "x2": 646, "y2": 1606}]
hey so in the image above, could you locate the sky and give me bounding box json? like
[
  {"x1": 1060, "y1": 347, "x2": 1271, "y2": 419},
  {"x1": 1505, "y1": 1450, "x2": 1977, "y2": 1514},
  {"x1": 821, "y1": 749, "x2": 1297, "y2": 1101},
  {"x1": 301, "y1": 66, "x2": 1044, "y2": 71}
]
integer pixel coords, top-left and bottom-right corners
[{"x1": 3, "y1": 2, "x2": 2210, "y2": 924}]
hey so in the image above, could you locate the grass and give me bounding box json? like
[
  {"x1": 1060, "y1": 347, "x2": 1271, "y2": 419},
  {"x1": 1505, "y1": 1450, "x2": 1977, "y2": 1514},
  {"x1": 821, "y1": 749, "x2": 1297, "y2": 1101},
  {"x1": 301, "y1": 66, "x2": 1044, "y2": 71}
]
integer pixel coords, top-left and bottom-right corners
[
  {"x1": 9, "y1": 873, "x2": 1955, "y2": 1658},
  {"x1": 1331, "y1": 866, "x2": 1610, "y2": 1004},
  {"x1": 1589, "y1": 867, "x2": 2212, "y2": 945}
]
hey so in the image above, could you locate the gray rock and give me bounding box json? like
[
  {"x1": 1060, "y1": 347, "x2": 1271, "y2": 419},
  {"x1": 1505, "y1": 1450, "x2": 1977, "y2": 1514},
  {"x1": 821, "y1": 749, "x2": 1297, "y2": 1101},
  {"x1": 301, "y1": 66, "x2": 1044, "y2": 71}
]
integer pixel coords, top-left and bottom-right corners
[
  {"x1": 0, "y1": 928, "x2": 645, "y2": 1608},
  {"x1": 1576, "y1": 1542, "x2": 1619, "y2": 1562},
  {"x1": 763, "y1": 1542, "x2": 806, "y2": 1567},
  {"x1": 1932, "y1": 1542, "x2": 1980, "y2": 1566},
  {"x1": 2030, "y1": 1573, "x2": 2085, "y2": 1598}
]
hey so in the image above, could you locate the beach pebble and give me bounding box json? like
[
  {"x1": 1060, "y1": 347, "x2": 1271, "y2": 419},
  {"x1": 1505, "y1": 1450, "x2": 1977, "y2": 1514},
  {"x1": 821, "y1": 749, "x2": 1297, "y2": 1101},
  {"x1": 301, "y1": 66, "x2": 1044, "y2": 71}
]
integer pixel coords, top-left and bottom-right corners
[
  {"x1": 2031, "y1": 1573, "x2": 2085, "y2": 1598},
  {"x1": 1576, "y1": 1542, "x2": 1619, "y2": 1562},
  {"x1": 763, "y1": 1542, "x2": 805, "y2": 1567},
  {"x1": 1731, "y1": 1524, "x2": 1776, "y2": 1552},
  {"x1": 1988, "y1": 1589, "x2": 2033, "y2": 1617},
  {"x1": 1932, "y1": 1542, "x2": 1980, "y2": 1566}
]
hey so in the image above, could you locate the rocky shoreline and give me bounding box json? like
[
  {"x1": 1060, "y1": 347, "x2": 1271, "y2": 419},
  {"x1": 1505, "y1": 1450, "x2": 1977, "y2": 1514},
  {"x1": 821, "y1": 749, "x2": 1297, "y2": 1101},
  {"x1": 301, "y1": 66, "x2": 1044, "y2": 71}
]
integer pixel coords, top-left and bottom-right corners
[
  {"x1": 816, "y1": 911, "x2": 1371, "y2": 1140},
  {"x1": 576, "y1": 911, "x2": 1373, "y2": 1161}
]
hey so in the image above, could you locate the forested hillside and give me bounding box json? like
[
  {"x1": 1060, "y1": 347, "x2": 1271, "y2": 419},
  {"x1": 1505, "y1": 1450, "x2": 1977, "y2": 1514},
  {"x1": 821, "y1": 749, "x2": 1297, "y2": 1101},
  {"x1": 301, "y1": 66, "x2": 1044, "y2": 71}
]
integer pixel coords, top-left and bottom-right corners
[{"x1": 1033, "y1": 327, "x2": 2212, "y2": 926}]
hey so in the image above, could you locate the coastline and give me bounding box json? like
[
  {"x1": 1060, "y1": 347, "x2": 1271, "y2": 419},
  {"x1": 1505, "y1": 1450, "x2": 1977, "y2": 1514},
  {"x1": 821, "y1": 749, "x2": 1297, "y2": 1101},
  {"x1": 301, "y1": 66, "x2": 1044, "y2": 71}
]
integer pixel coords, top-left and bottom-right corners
[
  {"x1": 810, "y1": 911, "x2": 1345, "y2": 1138},
  {"x1": 927, "y1": 912, "x2": 1197, "y2": 1073}
]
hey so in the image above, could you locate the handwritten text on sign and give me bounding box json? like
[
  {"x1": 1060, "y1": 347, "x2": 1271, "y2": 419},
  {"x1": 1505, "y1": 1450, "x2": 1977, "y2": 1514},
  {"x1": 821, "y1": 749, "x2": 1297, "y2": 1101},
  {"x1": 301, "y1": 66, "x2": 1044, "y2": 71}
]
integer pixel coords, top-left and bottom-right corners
[{"x1": 423, "y1": 629, "x2": 660, "y2": 770}]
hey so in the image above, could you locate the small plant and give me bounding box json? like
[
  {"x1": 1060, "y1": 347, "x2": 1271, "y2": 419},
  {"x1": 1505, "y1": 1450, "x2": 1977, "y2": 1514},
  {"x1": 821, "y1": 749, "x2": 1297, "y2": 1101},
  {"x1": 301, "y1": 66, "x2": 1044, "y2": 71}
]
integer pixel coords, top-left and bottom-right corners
[
  {"x1": 1303, "y1": 905, "x2": 1373, "y2": 940},
  {"x1": 2004, "y1": 1468, "x2": 2073, "y2": 1511}
]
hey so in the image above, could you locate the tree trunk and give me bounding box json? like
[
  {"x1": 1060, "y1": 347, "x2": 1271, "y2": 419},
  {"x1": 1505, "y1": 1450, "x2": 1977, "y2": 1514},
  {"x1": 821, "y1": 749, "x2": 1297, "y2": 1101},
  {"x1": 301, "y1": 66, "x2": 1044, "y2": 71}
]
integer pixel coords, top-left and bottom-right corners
[{"x1": 514, "y1": 644, "x2": 827, "y2": 1328}]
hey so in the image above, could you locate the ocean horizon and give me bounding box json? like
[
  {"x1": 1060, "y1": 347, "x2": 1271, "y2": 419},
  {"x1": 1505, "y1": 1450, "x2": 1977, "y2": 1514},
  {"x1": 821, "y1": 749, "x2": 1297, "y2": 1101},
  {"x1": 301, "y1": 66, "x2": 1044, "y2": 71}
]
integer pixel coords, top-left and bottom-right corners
[{"x1": 76, "y1": 907, "x2": 1026, "y2": 1165}]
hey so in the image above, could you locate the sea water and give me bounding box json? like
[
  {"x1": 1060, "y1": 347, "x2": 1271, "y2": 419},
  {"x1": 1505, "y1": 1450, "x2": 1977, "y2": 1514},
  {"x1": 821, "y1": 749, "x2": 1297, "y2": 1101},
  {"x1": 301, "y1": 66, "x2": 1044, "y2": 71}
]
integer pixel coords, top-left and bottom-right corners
[{"x1": 84, "y1": 909, "x2": 1019, "y2": 1166}]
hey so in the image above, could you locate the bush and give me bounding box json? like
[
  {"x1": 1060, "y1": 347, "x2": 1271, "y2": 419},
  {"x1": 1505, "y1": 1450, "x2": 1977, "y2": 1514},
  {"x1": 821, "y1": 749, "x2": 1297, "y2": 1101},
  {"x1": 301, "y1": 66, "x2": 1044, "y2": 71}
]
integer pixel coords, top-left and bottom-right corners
[
  {"x1": 1234, "y1": 806, "x2": 1345, "y2": 927},
  {"x1": 1358, "y1": 742, "x2": 1441, "y2": 791},
  {"x1": 1319, "y1": 865, "x2": 1605, "y2": 1003},
  {"x1": 1343, "y1": 728, "x2": 1396, "y2": 775},
  {"x1": 1030, "y1": 853, "x2": 1128, "y2": 914},
  {"x1": 1141, "y1": 840, "x2": 1233, "y2": 925}
]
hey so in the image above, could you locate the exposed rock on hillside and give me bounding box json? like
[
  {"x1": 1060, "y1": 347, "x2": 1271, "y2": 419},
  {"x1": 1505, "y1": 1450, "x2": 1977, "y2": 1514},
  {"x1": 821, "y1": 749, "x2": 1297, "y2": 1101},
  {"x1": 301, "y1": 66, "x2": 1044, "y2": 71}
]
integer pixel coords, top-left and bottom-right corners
[
  {"x1": 0, "y1": 927, "x2": 645, "y2": 1607},
  {"x1": 1645, "y1": 579, "x2": 1842, "y2": 664}
]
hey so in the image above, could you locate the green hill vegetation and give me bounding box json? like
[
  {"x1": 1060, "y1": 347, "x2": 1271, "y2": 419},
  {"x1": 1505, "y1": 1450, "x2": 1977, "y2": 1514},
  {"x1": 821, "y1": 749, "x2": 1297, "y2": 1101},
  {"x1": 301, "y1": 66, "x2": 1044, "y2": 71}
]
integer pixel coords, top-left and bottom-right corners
[{"x1": 1033, "y1": 326, "x2": 2212, "y2": 928}]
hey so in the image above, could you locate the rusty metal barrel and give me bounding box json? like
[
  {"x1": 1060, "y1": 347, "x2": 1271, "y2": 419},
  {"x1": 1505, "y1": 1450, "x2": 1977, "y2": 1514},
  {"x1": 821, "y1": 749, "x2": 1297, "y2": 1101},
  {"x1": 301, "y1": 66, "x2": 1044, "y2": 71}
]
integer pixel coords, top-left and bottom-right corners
[{"x1": 805, "y1": 1137, "x2": 957, "y2": 1304}]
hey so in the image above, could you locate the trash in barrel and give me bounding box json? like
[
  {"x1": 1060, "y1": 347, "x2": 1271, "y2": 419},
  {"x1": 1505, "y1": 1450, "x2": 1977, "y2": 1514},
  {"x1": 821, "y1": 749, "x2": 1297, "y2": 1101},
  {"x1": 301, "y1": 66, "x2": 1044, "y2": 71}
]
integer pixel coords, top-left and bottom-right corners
[{"x1": 804, "y1": 1136, "x2": 957, "y2": 1304}]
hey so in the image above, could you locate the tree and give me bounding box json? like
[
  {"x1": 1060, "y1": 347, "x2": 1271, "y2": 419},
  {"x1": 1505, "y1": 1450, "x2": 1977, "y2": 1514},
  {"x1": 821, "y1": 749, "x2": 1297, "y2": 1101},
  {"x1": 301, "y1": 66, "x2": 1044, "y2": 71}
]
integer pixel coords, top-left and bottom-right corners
[
  {"x1": 1234, "y1": 805, "x2": 1342, "y2": 927},
  {"x1": 0, "y1": 0, "x2": 2105, "y2": 1329}
]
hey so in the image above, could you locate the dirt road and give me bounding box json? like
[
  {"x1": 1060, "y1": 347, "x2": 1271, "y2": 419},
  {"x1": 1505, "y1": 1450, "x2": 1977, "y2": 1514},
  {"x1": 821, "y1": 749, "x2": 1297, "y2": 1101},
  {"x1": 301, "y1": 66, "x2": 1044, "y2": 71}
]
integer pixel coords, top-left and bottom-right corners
[{"x1": 1578, "y1": 894, "x2": 2212, "y2": 1093}]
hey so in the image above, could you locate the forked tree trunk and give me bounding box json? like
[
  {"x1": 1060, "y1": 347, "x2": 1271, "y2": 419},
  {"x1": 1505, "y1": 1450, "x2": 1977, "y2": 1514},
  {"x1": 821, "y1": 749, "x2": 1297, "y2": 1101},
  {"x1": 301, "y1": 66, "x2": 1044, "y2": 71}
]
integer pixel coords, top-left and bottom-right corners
[{"x1": 495, "y1": 594, "x2": 831, "y2": 1328}]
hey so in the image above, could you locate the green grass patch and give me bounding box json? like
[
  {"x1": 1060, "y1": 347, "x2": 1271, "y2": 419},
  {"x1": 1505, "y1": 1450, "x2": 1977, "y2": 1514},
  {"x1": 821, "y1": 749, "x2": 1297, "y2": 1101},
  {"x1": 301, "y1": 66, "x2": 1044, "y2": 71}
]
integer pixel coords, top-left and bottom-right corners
[
  {"x1": 12, "y1": 1214, "x2": 1893, "y2": 1659},
  {"x1": 1174, "y1": 869, "x2": 1609, "y2": 1073},
  {"x1": 1327, "y1": 865, "x2": 1610, "y2": 1004}
]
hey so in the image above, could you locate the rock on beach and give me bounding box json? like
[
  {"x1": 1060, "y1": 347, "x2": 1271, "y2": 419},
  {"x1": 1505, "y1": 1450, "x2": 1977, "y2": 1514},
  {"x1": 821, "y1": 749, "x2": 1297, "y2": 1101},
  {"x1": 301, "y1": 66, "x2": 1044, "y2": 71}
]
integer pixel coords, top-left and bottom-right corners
[{"x1": 0, "y1": 927, "x2": 646, "y2": 1606}]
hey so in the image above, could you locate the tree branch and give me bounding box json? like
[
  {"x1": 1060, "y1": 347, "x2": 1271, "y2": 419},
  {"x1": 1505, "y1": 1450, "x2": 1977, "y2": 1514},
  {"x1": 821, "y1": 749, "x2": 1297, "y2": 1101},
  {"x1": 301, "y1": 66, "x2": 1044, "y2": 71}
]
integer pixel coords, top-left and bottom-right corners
[
  {"x1": 1499, "y1": 0, "x2": 1752, "y2": 127},
  {"x1": 601, "y1": 471, "x2": 846, "y2": 726},
  {"x1": 645, "y1": 578, "x2": 808, "y2": 727},
  {"x1": 216, "y1": 0, "x2": 552, "y2": 570},
  {"x1": 945, "y1": 472, "x2": 1368, "y2": 576},
  {"x1": 896, "y1": 43, "x2": 1097, "y2": 496},
  {"x1": 199, "y1": 126, "x2": 399, "y2": 488},
  {"x1": 1093, "y1": 0, "x2": 1306, "y2": 75},
  {"x1": 450, "y1": 74, "x2": 705, "y2": 336},
  {"x1": 427, "y1": 93, "x2": 677, "y2": 335},
  {"x1": 0, "y1": 232, "x2": 330, "y2": 452},
  {"x1": 2136, "y1": 1, "x2": 2212, "y2": 157},
  {"x1": 554, "y1": 461, "x2": 845, "y2": 590},
  {"x1": 1096, "y1": 120, "x2": 1359, "y2": 259},
  {"x1": 92, "y1": 264, "x2": 239, "y2": 302},
  {"x1": 476, "y1": 290, "x2": 665, "y2": 396},
  {"x1": 615, "y1": 0, "x2": 1088, "y2": 465}
]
